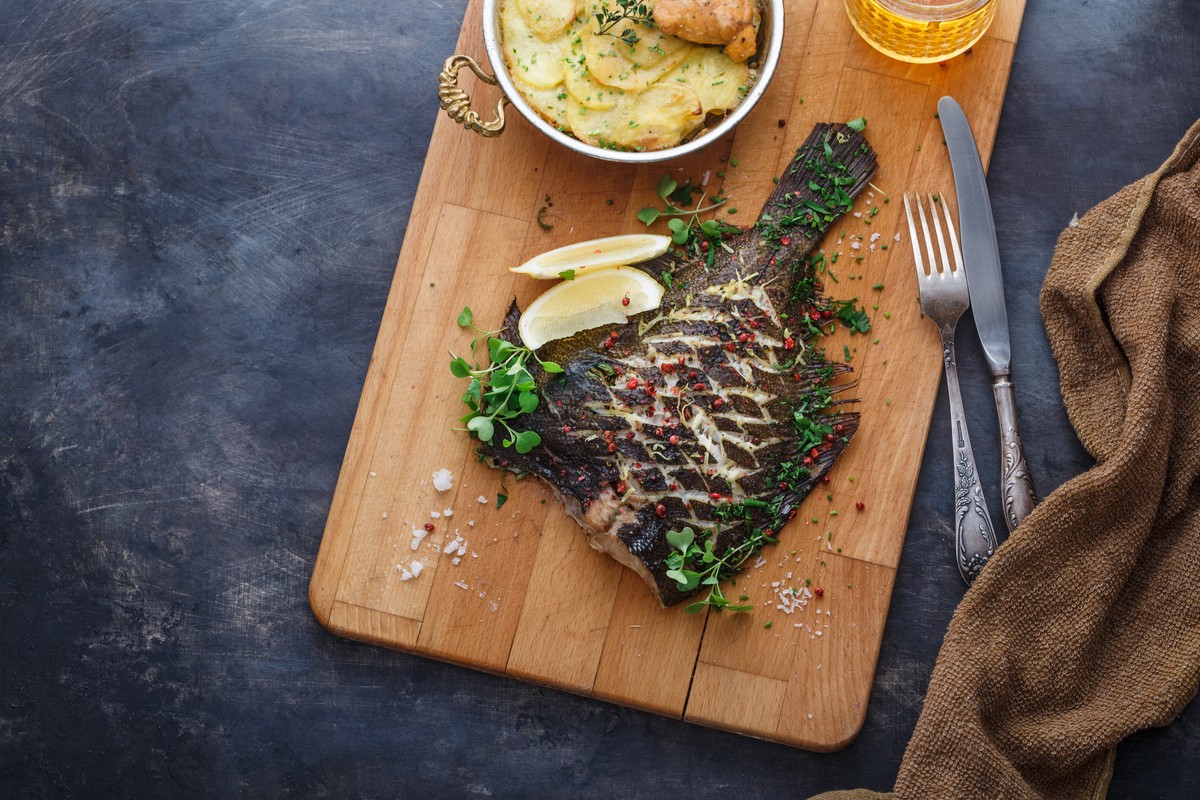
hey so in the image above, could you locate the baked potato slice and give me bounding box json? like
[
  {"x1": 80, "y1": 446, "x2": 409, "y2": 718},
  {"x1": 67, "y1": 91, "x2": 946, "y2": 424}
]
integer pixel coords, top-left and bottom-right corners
[
  {"x1": 662, "y1": 46, "x2": 752, "y2": 114},
  {"x1": 517, "y1": 0, "x2": 579, "y2": 39},
  {"x1": 502, "y1": 0, "x2": 570, "y2": 89}
]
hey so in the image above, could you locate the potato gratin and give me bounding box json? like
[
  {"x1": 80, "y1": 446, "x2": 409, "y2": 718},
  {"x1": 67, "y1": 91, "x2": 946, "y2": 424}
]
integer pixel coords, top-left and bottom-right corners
[{"x1": 500, "y1": 0, "x2": 758, "y2": 151}]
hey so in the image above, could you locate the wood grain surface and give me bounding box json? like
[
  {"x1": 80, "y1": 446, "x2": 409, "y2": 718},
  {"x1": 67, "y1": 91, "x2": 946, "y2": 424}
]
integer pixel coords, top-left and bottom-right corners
[{"x1": 310, "y1": 0, "x2": 1025, "y2": 750}]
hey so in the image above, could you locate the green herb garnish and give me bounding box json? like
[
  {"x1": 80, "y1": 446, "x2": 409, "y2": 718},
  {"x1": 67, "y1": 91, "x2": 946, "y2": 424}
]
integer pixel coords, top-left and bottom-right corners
[
  {"x1": 450, "y1": 308, "x2": 562, "y2": 454},
  {"x1": 594, "y1": 0, "x2": 654, "y2": 47}
]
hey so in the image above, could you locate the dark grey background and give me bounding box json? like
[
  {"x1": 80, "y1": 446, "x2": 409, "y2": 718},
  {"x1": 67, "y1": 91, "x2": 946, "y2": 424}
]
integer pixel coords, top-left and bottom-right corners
[{"x1": 2, "y1": 0, "x2": 1198, "y2": 797}]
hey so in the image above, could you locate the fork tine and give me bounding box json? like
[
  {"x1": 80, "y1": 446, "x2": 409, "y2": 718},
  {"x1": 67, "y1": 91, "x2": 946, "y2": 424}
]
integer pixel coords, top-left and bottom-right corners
[
  {"x1": 938, "y1": 194, "x2": 965, "y2": 273},
  {"x1": 914, "y1": 193, "x2": 939, "y2": 275},
  {"x1": 902, "y1": 193, "x2": 926, "y2": 278},
  {"x1": 928, "y1": 193, "x2": 954, "y2": 276}
]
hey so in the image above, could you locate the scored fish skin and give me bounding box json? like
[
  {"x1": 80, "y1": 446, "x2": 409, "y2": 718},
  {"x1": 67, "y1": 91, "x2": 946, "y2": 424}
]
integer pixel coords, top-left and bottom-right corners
[{"x1": 482, "y1": 123, "x2": 878, "y2": 606}]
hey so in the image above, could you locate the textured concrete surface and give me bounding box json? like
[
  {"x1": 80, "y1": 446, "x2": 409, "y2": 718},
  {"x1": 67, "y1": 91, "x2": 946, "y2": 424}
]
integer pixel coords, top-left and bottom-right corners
[{"x1": 1, "y1": 0, "x2": 1198, "y2": 797}]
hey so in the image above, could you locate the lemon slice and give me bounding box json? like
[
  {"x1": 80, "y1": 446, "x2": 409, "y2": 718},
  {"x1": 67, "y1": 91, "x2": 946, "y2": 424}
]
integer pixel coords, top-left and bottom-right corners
[
  {"x1": 519, "y1": 266, "x2": 665, "y2": 350},
  {"x1": 511, "y1": 234, "x2": 671, "y2": 280}
]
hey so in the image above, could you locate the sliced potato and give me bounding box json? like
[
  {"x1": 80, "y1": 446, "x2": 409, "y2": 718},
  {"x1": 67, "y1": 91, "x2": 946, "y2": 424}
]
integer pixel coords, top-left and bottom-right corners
[
  {"x1": 515, "y1": 79, "x2": 571, "y2": 128},
  {"x1": 662, "y1": 46, "x2": 752, "y2": 114},
  {"x1": 517, "y1": 0, "x2": 578, "y2": 39},
  {"x1": 566, "y1": 93, "x2": 639, "y2": 149},
  {"x1": 563, "y1": 50, "x2": 622, "y2": 111},
  {"x1": 584, "y1": 26, "x2": 692, "y2": 91},
  {"x1": 502, "y1": 0, "x2": 569, "y2": 89},
  {"x1": 627, "y1": 84, "x2": 704, "y2": 150}
]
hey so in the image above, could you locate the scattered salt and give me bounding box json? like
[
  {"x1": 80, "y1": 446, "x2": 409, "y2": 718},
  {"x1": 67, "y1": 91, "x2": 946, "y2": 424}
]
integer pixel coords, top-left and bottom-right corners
[
  {"x1": 870, "y1": 232, "x2": 881, "y2": 242},
  {"x1": 852, "y1": 211, "x2": 862, "y2": 218},
  {"x1": 430, "y1": 511, "x2": 441, "y2": 519},
  {"x1": 370, "y1": 471, "x2": 377, "y2": 477},
  {"x1": 410, "y1": 560, "x2": 423, "y2": 577},
  {"x1": 850, "y1": 241, "x2": 861, "y2": 250},
  {"x1": 410, "y1": 526, "x2": 429, "y2": 551},
  {"x1": 443, "y1": 508, "x2": 453, "y2": 517},
  {"x1": 432, "y1": 468, "x2": 454, "y2": 491},
  {"x1": 452, "y1": 557, "x2": 461, "y2": 565},
  {"x1": 382, "y1": 512, "x2": 388, "y2": 519},
  {"x1": 893, "y1": 232, "x2": 902, "y2": 241},
  {"x1": 454, "y1": 580, "x2": 470, "y2": 590},
  {"x1": 476, "y1": 495, "x2": 488, "y2": 504}
]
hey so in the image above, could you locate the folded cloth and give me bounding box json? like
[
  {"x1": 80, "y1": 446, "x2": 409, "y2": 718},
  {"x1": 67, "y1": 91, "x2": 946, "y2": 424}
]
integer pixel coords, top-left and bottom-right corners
[{"x1": 811, "y1": 117, "x2": 1200, "y2": 800}]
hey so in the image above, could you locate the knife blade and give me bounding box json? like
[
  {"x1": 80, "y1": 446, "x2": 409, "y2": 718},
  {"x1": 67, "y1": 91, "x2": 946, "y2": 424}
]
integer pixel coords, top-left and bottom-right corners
[{"x1": 938, "y1": 95, "x2": 1037, "y2": 533}]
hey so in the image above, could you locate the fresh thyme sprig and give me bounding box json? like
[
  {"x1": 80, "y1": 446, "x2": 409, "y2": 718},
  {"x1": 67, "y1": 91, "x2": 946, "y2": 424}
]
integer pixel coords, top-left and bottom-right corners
[
  {"x1": 449, "y1": 306, "x2": 562, "y2": 454},
  {"x1": 594, "y1": 0, "x2": 655, "y2": 48}
]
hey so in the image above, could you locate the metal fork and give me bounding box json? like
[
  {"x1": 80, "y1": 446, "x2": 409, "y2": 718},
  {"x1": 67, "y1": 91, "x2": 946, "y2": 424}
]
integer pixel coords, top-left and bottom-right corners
[{"x1": 905, "y1": 193, "x2": 998, "y2": 586}]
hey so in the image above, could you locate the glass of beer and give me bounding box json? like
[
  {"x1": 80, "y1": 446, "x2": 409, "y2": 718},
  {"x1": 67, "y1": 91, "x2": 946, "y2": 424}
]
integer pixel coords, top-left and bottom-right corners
[{"x1": 844, "y1": 0, "x2": 998, "y2": 63}]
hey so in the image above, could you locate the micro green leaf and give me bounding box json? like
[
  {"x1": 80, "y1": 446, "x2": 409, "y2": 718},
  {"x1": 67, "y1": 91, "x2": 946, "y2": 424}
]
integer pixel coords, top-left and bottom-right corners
[
  {"x1": 513, "y1": 430, "x2": 542, "y2": 454},
  {"x1": 457, "y1": 306, "x2": 474, "y2": 327},
  {"x1": 636, "y1": 206, "x2": 661, "y2": 226},
  {"x1": 666, "y1": 218, "x2": 689, "y2": 245},
  {"x1": 846, "y1": 116, "x2": 867, "y2": 132},
  {"x1": 558, "y1": 269, "x2": 576, "y2": 280},
  {"x1": 540, "y1": 361, "x2": 564, "y2": 373},
  {"x1": 449, "y1": 356, "x2": 472, "y2": 378},
  {"x1": 665, "y1": 527, "x2": 695, "y2": 552},
  {"x1": 466, "y1": 415, "x2": 495, "y2": 443},
  {"x1": 656, "y1": 174, "x2": 677, "y2": 201}
]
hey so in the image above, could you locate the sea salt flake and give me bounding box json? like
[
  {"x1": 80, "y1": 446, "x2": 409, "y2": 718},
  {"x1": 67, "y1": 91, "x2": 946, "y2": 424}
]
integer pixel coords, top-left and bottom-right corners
[
  {"x1": 432, "y1": 468, "x2": 454, "y2": 491},
  {"x1": 410, "y1": 527, "x2": 429, "y2": 551},
  {"x1": 410, "y1": 560, "x2": 423, "y2": 577}
]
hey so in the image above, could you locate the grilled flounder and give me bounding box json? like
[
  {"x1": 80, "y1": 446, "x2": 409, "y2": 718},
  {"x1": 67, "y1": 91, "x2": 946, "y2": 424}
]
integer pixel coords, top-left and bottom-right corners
[{"x1": 481, "y1": 123, "x2": 877, "y2": 607}]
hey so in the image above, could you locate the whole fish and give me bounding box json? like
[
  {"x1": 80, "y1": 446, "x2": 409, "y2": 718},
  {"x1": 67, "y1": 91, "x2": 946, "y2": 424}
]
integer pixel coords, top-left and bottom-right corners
[{"x1": 478, "y1": 123, "x2": 876, "y2": 608}]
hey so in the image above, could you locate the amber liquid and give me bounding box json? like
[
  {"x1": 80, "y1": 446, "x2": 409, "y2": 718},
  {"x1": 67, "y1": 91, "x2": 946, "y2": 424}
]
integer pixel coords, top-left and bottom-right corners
[{"x1": 844, "y1": 0, "x2": 998, "y2": 63}]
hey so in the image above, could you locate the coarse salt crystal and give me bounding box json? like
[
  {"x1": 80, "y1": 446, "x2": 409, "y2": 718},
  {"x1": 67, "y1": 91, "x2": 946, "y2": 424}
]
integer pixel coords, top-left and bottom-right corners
[
  {"x1": 454, "y1": 580, "x2": 469, "y2": 590},
  {"x1": 432, "y1": 468, "x2": 454, "y2": 491},
  {"x1": 410, "y1": 560, "x2": 423, "y2": 577},
  {"x1": 399, "y1": 568, "x2": 413, "y2": 581},
  {"x1": 471, "y1": 551, "x2": 478, "y2": 558},
  {"x1": 850, "y1": 241, "x2": 861, "y2": 250},
  {"x1": 852, "y1": 211, "x2": 862, "y2": 218},
  {"x1": 382, "y1": 512, "x2": 388, "y2": 519},
  {"x1": 477, "y1": 495, "x2": 488, "y2": 504},
  {"x1": 457, "y1": 544, "x2": 467, "y2": 557},
  {"x1": 452, "y1": 557, "x2": 461, "y2": 565},
  {"x1": 370, "y1": 471, "x2": 377, "y2": 477},
  {"x1": 430, "y1": 511, "x2": 441, "y2": 519},
  {"x1": 893, "y1": 232, "x2": 902, "y2": 241},
  {"x1": 443, "y1": 508, "x2": 453, "y2": 517},
  {"x1": 468, "y1": 520, "x2": 475, "y2": 527},
  {"x1": 410, "y1": 527, "x2": 429, "y2": 551},
  {"x1": 870, "y1": 232, "x2": 881, "y2": 242}
]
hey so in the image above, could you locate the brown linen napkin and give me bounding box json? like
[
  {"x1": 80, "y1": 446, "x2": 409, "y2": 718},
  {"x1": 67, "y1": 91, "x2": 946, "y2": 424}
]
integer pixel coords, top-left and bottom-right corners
[{"x1": 811, "y1": 117, "x2": 1200, "y2": 800}]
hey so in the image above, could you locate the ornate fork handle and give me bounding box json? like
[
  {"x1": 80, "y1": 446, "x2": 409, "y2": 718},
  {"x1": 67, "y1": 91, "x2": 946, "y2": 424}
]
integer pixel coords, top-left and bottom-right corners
[
  {"x1": 940, "y1": 324, "x2": 998, "y2": 584},
  {"x1": 992, "y1": 372, "x2": 1037, "y2": 532}
]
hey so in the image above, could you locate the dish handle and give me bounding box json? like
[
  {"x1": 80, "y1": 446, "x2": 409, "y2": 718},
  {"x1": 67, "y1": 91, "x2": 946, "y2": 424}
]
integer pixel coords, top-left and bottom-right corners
[{"x1": 438, "y1": 55, "x2": 508, "y2": 138}]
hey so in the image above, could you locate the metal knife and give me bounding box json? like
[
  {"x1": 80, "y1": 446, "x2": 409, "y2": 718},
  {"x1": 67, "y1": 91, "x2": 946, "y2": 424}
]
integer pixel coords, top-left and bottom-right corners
[{"x1": 938, "y1": 95, "x2": 1037, "y2": 533}]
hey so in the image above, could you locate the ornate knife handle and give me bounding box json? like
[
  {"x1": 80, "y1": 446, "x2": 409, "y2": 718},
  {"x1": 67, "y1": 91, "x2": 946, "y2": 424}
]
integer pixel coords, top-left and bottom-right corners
[
  {"x1": 992, "y1": 373, "x2": 1037, "y2": 533},
  {"x1": 941, "y1": 327, "x2": 998, "y2": 585}
]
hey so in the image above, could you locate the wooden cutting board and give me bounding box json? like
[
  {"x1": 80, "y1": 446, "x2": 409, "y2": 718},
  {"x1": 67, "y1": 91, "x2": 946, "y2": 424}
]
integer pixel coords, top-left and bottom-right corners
[{"x1": 310, "y1": 0, "x2": 1024, "y2": 751}]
